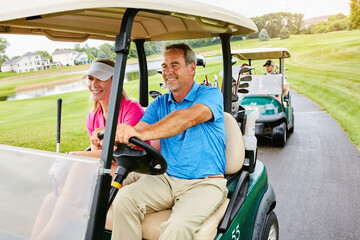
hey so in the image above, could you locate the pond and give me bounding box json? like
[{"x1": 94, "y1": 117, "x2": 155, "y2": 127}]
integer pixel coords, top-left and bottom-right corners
[{"x1": 5, "y1": 60, "x2": 162, "y2": 101}]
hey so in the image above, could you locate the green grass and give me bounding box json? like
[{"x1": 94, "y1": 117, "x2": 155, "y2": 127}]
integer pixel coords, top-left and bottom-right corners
[
  {"x1": 0, "y1": 30, "x2": 359, "y2": 151},
  {"x1": 0, "y1": 71, "x2": 17, "y2": 79}
]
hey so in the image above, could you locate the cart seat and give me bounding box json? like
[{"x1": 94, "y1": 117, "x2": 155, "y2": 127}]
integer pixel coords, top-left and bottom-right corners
[{"x1": 142, "y1": 112, "x2": 245, "y2": 240}]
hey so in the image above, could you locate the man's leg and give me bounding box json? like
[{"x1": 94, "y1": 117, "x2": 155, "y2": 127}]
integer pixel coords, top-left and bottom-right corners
[
  {"x1": 111, "y1": 174, "x2": 173, "y2": 240},
  {"x1": 159, "y1": 177, "x2": 227, "y2": 240}
]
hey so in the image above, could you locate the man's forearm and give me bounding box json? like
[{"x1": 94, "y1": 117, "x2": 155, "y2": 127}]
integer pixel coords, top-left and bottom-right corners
[{"x1": 140, "y1": 104, "x2": 212, "y2": 140}]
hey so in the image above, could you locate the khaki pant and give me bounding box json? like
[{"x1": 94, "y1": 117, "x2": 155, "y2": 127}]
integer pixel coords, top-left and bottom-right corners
[{"x1": 111, "y1": 173, "x2": 228, "y2": 240}]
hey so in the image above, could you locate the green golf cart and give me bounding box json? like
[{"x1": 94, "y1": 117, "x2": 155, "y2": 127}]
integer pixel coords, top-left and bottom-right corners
[
  {"x1": 232, "y1": 48, "x2": 294, "y2": 147},
  {"x1": 0, "y1": 1, "x2": 278, "y2": 240}
]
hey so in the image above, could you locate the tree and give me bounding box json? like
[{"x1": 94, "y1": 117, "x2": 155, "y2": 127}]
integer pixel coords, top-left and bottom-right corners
[
  {"x1": 259, "y1": 28, "x2": 270, "y2": 41},
  {"x1": 251, "y1": 12, "x2": 304, "y2": 39},
  {"x1": 350, "y1": 0, "x2": 360, "y2": 29},
  {"x1": 36, "y1": 50, "x2": 53, "y2": 62},
  {"x1": 98, "y1": 43, "x2": 114, "y2": 59},
  {"x1": 293, "y1": 13, "x2": 305, "y2": 34},
  {"x1": 328, "y1": 13, "x2": 347, "y2": 22},
  {"x1": 279, "y1": 27, "x2": 290, "y2": 40},
  {"x1": 0, "y1": 37, "x2": 9, "y2": 69},
  {"x1": 128, "y1": 42, "x2": 137, "y2": 59}
]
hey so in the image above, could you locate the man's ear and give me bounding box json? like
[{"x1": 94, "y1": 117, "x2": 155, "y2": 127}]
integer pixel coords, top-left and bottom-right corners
[{"x1": 189, "y1": 61, "x2": 196, "y2": 75}]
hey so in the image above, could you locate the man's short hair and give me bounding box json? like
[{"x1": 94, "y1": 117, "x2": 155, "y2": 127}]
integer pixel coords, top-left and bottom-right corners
[
  {"x1": 164, "y1": 43, "x2": 196, "y2": 66},
  {"x1": 263, "y1": 60, "x2": 274, "y2": 67}
]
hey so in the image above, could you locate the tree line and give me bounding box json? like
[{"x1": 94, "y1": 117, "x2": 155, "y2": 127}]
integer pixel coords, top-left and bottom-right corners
[{"x1": 250, "y1": 12, "x2": 352, "y2": 41}]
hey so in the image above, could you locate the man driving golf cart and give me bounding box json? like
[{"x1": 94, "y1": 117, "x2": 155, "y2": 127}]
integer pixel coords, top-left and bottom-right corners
[
  {"x1": 108, "y1": 43, "x2": 228, "y2": 240},
  {"x1": 263, "y1": 60, "x2": 277, "y2": 75},
  {"x1": 263, "y1": 59, "x2": 289, "y2": 102},
  {"x1": 0, "y1": 1, "x2": 279, "y2": 240}
]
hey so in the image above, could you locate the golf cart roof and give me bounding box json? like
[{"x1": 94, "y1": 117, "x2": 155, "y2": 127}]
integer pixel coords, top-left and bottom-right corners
[
  {"x1": 232, "y1": 48, "x2": 291, "y2": 60},
  {"x1": 0, "y1": 0, "x2": 257, "y2": 42}
]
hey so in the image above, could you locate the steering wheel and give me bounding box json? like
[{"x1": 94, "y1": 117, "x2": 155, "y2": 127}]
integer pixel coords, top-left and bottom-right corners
[{"x1": 98, "y1": 131, "x2": 167, "y2": 175}]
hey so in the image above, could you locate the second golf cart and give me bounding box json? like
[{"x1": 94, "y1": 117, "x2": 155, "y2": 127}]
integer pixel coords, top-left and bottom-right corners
[{"x1": 232, "y1": 48, "x2": 295, "y2": 147}]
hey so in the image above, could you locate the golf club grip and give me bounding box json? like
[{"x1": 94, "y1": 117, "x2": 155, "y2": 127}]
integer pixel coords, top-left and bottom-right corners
[{"x1": 57, "y1": 98, "x2": 62, "y2": 144}]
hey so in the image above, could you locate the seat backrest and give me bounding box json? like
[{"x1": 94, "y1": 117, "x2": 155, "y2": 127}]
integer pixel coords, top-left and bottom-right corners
[{"x1": 223, "y1": 112, "x2": 245, "y2": 174}]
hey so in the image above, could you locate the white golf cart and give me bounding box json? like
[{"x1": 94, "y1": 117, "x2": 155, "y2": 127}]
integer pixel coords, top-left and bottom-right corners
[
  {"x1": 232, "y1": 48, "x2": 294, "y2": 147},
  {"x1": 0, "y1": 1, "x2": 279, "y2": 240}
]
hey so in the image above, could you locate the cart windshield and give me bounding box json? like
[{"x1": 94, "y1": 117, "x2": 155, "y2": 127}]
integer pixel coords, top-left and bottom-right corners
[
  {"x1": 0, "y1": 145, "x2": 102, "y2": 240},
  {"x1": 243, "y1": 74, "x2": 283, "y2": 96}
]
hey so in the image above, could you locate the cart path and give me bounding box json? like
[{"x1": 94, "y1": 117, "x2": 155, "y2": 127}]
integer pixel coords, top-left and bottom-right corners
[{"x1": 258, "y1": 90, "x2": 360, "y2": 240}]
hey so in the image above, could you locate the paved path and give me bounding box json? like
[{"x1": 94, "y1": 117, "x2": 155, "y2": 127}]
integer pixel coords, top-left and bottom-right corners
[{"x1": 258, "y1": 90, "x2": 360, "y2": 240}]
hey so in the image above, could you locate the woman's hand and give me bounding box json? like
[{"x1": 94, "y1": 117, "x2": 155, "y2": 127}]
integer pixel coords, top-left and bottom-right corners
[{"x1": 91, "y1": 127, "x2": 105, "y2": 148}]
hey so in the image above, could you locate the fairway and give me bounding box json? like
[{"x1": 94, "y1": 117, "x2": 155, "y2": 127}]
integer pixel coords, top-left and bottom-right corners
[{"x1": 0, "y1": 30, "x2": 359, "y2": 151}]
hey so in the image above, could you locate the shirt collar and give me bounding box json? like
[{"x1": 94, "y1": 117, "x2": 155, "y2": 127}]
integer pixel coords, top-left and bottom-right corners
[{"x1": 168, "y1": 81, "x2": 199, "y2": 104}]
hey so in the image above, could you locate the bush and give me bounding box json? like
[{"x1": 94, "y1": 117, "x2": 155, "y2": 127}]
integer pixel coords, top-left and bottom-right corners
[
  {"x1": 259, "y1": 28, "x2": 270, "y2": 41},
  {"x1": 279, "y1": 27, "x2": 290, "y2": 40}
]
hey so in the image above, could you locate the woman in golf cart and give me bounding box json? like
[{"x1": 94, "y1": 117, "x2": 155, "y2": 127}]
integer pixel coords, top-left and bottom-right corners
[
  {"x1": 70, "y1": 59, "x2": 157, "y2": 179},
  {"x1": 31, "y1": 59, "x2": 150, "y2": 239}
]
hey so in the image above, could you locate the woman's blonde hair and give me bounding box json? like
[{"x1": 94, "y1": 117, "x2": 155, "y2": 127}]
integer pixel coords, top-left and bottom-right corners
[{"x1": 90, "y1": 58, "x2": 128, "y2": 112}]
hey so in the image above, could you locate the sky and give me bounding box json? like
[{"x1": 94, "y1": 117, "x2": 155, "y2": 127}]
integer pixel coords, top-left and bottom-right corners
[{"x1": 0, "y1": 0, "x2": 350, "y2": 59}]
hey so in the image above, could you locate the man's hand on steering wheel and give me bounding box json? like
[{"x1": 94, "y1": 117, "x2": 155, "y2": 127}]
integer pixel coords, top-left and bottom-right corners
[{"x1": 115, "y1": 123, "x2": 144, "y2": 146}]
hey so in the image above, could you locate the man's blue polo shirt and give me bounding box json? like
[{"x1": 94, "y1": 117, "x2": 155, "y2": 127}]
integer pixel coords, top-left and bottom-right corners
[{"x1": 140, "y1": 82, "x2": 226, "y2": 179}]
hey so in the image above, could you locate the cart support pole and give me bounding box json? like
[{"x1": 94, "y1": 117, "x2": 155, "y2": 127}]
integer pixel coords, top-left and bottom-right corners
[
  {"x1": 85, "y1": 8, "x2": 139, "y2": 240},
  {"x1": 220, "y1": 33, "x2": 232, "y2": 113},
  {"x1": 135, "y1": 39, "x2": 149, "y2": 107}
]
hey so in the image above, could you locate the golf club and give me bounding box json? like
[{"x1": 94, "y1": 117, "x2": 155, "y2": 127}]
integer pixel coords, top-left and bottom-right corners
[
  {"x1": 235, "y1": 66, "x2": 254, "y2": 96},
  {"x1": 56, "y1": 98, "x2": 62, "y2": 153}
]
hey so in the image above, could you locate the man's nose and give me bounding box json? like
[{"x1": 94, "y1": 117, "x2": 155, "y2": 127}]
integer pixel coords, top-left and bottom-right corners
[{"x1": 164, "y1": 66, "x2": 174, "y2": 75}]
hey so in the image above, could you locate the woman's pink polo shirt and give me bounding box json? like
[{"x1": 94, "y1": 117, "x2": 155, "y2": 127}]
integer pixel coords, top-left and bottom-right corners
[{"x1": 86, "y1": 98, "x2": 145, "y2": 139}]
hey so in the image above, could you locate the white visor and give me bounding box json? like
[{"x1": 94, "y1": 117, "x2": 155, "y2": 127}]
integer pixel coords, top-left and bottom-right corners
[{"x1": 82, "y1": 62, "x2": 114, "y2": 81}]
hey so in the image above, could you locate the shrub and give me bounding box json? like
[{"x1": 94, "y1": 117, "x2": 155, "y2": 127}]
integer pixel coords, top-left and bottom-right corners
[
  {"x1": 279, "y1": 27, "x2": 290, "y2": 40},
  {"x1": 259, "y1": 28, "x2": 270, "y2": 41}
]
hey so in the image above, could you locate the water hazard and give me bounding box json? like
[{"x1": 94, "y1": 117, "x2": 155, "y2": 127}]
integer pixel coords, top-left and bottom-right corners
[{"x1": 5, "y1": 60, "x2": 162, "y2": 101}]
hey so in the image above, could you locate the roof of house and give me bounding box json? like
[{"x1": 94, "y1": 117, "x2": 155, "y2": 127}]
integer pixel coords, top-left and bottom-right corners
[{"x1": 2, "y1": 59, "x2": 16, "y2": 66}]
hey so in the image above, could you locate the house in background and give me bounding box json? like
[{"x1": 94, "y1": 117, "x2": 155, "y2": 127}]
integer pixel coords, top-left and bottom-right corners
[
  {"x1": 1, "y1": 59, "x2": 14, "y2": 72},
  {"x1": 75, "y1": 52, "x2": 89, "y2": 65},
  {"x1": 52, "y1": 50, "x2": 89, "y2": 67},
  {"x1": 1, "y1": 52, "x2": 50, "y2": 73}
]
